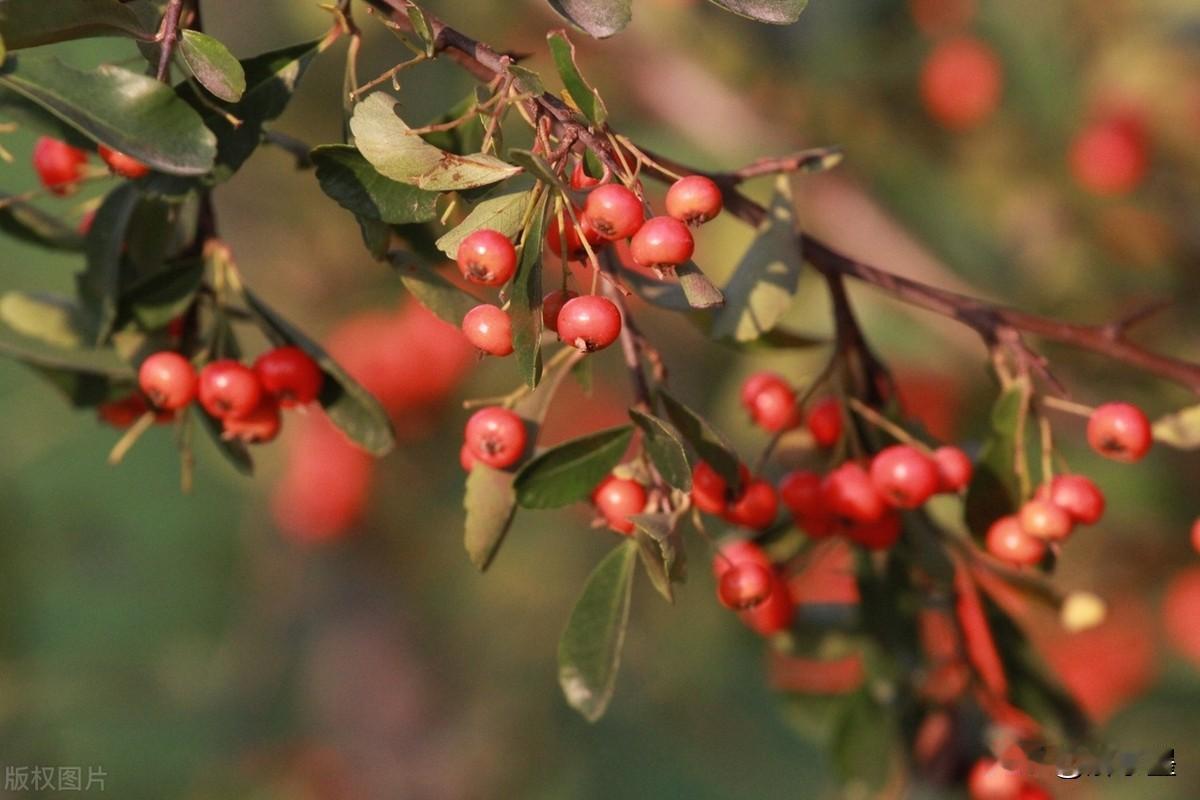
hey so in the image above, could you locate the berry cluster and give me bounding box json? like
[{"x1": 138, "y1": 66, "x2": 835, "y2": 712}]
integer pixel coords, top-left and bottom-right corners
[
  {"x1": 32, "y1": 136, "x2": 150, "y2": 196},
  {"x1": 131, "y1": 346, "x2": 323, "y2": 444}
]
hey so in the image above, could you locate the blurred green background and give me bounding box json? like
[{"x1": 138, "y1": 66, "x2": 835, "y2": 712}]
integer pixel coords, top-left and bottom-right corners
[{"x1": 2, "y1": 0, "x2": 1200, "y2": 797}]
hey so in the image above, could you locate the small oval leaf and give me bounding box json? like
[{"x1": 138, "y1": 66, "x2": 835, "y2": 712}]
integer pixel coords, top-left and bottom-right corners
[
  {"x1": 178, "y1": 30, "x2": 246, "y2": 102},
  {"x1": 514, "y1": 425, "x2": 634, "y2": 508},
  {"x1": 629, "y1": 409, "x2": 692, "y2": 490}
]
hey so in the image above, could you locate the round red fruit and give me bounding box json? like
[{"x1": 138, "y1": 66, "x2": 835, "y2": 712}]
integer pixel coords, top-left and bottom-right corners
[
  {"x1": 198, "y1": 359, "x2": 261, "y2": 419},
  {"x1": 629, "y1": 216, "x2": 694, "y2": 269},
  {"x1": 725, "y1": 479, "x2": 779, "y2": 530},
  {"x1": 806, "y1": 397, "x2": 843, "y2": 448},
  {"x1": 870, "y1": 445, "x2": 940, "y2": 509},
  {"x1": 464, "y1": 407, "x2": 527, "y2": 470},
  {"x1": 1019, "y1": 499, "x2": 1073, "y2": 542},
  {"x1": 780, "y1": 470, "x2": 824, "y2": 519},
  {"x1": 822, "y1": 462, "x2": 888, "y2": 525},
  {"x1": 97, "y1": 144, "x2": 150, "y2": 179},
  {"x1": 456, "y1": 229, "x2": 517, "y2": 286},
  {"x1": 919, "y1": 36, "x2": 1002, "y2": 131},
  {"x1": 967, "y1": 757, "x2": 1023, "y2": 800},
  {"x1": 933, "y1": 445, "x2": 973, "y2": 493},
  {"x1": 665, "y1": 175, "x2": 723, "y2": 225},
  {"x1": 138, "y1": 351, "x2": 197, "y2": 410},
  {"x1": 849, "y1": 511, "x2": 903, "y2": 550},
  {"x1": 692, "y1": 461, "x2": 730, "y2": 515},
  {"x1": 253, "y1": 346, "x2": 323, "y2": 407},
  {"x1": 556, "y1": 295, "x2": 622, "y2": 352},
  {"x1": 1043, "y1": 474, "x2": 1105, "y2": 525},
  {"x1": 1087, "y1": 402, "x2": 1152, "y2": 463},
  {"x1": 740, "y1": 371, "x2": 798, "y2": 433},
  {"x1": 986, "y1": 515, "x2": 1046, "y2": 566},
  {"x1": 33, "y1": 137, "x2": 88, "y2": 195},
  {"x1": 461, "y1": 304, "x2": 513, "y2": 357},
  {"x1": 541, "y1": 289, "x2": 578, "y2": 333},
  {"x1": 592, "y1": 475, "x2": 647, "y2": 535},
  {"x1": 222, "y1": 397, "x2": 282, "y2": 444},
  {"x1": 546, "y1": 212, "x2": 602, "y2": 261},
  {"x1": 1069, "y1": 115, "x2": 1148, "y2": 197},
  {"x1": 582, "y1": 184, "x2": 644, "y2": 240},
  {"x1": 717, "y1": 561, "x2": 774, "y2": 609}
]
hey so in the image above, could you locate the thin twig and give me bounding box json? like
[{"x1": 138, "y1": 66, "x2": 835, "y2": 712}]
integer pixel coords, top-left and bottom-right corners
[{"x1": 155, "y1": 0, "x2": 186, "y2": 82}]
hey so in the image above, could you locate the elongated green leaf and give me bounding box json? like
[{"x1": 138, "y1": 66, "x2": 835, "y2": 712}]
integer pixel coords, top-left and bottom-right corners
[
  {"x1": 435, "y1": 182, "x2": 533, "y2": 257},
  {"x1": 0, "y1": 0, "x2": 146, "y2": 50},
  {"x1": 0, "y1": 56, "x2": 215, "y2": 175},
  {"x1": 508, "y1": 65, "x2": 546, "y2": 97},
  {"x1": 965, "y1": 383, "x2": 1028, "y2": 538},
  {"x1": 547, "y1": 0, "x2": 633, "y2": 39},
  {"x1": 350, "y1": 93, "x2": 520, "y2": 190},
  {"x1": 630, "y1": 512, "x2": 686, "y2": 603},
  {"x1": 178, "y1": 30, "x2": 246, "y2": 103},
  {"x1": 510, "y1": 198, "x2": 549, "y2": 388},
  {"x1": 122, "y1": 258, "x2": 204, "y2": 331},
  {"x1": 658, "y1": 390, "x2": 742, "y2": 490},
  {"x1": 558, "y1": 540, "x2": 638, "y2": 722},
  {"x1": 514, "y1": 425, "x2": 634, "y2": 508},
  {"x1": 312, "y1": 144, "x2": 440, "y2": 225},
  {"x1": 393, "y1": 262, "x2": 482, "y2": 326},
  {"x1": 629, "y1": 409, "x2": 692, "y2": 490},
  {"x1": 706, "y1": 0, "x2": 809, "y2": 25},
  {"x1": 546, "y1": 31, "x2": 608, "y2": 124},
  {"x1": 0, "y1": 321, "x2": 133, "y2": 379},
  {"x1": 0, "y1": 291, "x2": 87, "y2": 349},
  {"x1": 196, "y1": 406, "x2": 254, "y2": 476},
  {"x1": 832, "y1": 692, "x2": 895, "y2": 790},
  {"x1": 0, "y1": 194, "x2": 83, "y2": 251},
  {"x1": 243, "y1": 290, "x2": 396, "y2": 456},
  {"x1": 1152, "y1": 404, "x2": 1200, "y2": 449},
  {"x1": 406, "y1": 5, "x2": 436, "y2": 56},
  {"x1": 79, "y1": 183, "x2": 141, "y2": 344},
  {"x1": 712, "y1": 176, "x2": 801, "y2": 341}
]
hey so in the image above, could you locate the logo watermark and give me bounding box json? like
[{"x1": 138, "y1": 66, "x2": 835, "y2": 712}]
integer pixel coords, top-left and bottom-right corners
[{"x1": 3, "y1": 765, "x2": 106, "y2": 792}]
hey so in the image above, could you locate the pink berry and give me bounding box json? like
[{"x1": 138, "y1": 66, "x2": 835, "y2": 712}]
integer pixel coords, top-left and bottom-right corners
[
  {"x1": 629, "y1": 215, "x2": 694, "y2": 269},
  {"x1": 986, "y1": 515, "x2": 1046, "y2": 566},
  {"x1": 740, "y1": 371, "x2": 798, "y2": 433},
  {"x1": 592, "y1": 474, "x2": 647, "y2": 534},
  {"x1": 461, "y1": 304, "x2": 514, "y2": 357},
  {"x1": 933, "y1": 446, "x2": 973, "y2": 493},
  {"x1": 138, "y1": 351, "x2": 197, "y2": 411},
  {"x1": 1041, "y1": 474, "x2": 1105, "y2": 525},
  {"x1": 1087, "y1": 402, "x2": 1152, "y2": 463},
  {"x1": 556, "y1": 295, "x2": 622, "y2": 352},
  {"x1": 456, "y1": 229, "x2": 517, "y2": 286},
  {"x1": 666, "y1": 175, "x2": 723, "y2": 225},
  {"x1": 464, "y1": 407, "x2": 527, "y2": 469},
  {"x1": 582, "y1": 184, "x2": 645, "y2": 240},
  {"x1": 717, "y1": 561, "x2": 774, "y2": 609},
  {"x1": 870, "y1": 445, "x2": 940, "y2": 509}
]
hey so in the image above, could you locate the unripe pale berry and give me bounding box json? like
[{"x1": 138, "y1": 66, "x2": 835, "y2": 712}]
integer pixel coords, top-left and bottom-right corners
[
  {"x1": 665, "y1": 175, "x2": 723, "y2": 225},
  {"x1": 541, "y1": 289, "x2": 578, "y2": 333},
  {"x1": 717, "y1": 561, "x2": 774, "y2": 609},
  {"x1": 592, "y1": 474, "x2": 647, "y2": 534},
  {"x1": 1087, "y1": 402, "x2": 1152, "y2": 463},
  {"x1": 822, "y1": 462, "x2": 888, "y2": 525},
  {"x1": 933, "y1": 445, "x2": 973, "y2": 493},
  {"x1": 138, "y1": 351, "x2": 198, "y2": 410},
  {"x1": 582, "y1": 184, "x2": 645, "y2": 240},
  {"x1": 461, "y1": 304, "x2": 514, "y2": 357},
  {"x1": 1069, "y1": 115, "x2": 1148, "y2": 197},
  {"x1": 691, "y1": 461, "x2": 730, "y2": 515},
  {"x1": 222, "y1": 397, "x2": 282, "y2": 444},
  {"x1": 253, "y1": 346, "x2": 323, "y2": 407},
  {"x1": 986, "y1": 515, "x2": 1046, "y2": 566},
  {"x1": 32, "y1": 137, "x2": 88, "y2": 195},
  {"x1": 806, "y1": 397, "x2": 843, "y2": 448},
  {"x1": 725, "y1": 479, "x2": 779, "y2": 530},
  {"x1": 97, "y1": 144, "x2": 150, "y2": 179},
  {"x1": 740, "y1": 371, "x2": 798, "y2": 433},
  {"x1": 556, "y1": 294, "x2": 622, "y2": 352},
  {"x1": 464, "y1": 406, "x2": 527, "y2": 470},
  {"x1": 919, "y1": 36, "x2": 1002, "y2": 131},
  {"x1": 629, "y1": 215, "x2": 694, "y2": 269},
  {"x1": 1019, "y1": 499, "x2": 1073, "y2": 542},
  {"x1": 456, "y1": 229, "x2": 517, "y2": 286},
  {"x1": 1041, "y1": 474, "x2": 1105, "y2": 525},
  {"x1": 870, "y1": 445, "x2": 940, "y2": 508},
  {"x1": 198, "y1": 360, "x2": 262, "y2": 419}
]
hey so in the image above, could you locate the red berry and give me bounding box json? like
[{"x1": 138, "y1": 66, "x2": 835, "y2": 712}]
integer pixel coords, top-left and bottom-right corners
[
  {"x1": 222, "y1": 396, "x2": 282, "y2": 443},
  {"x1": 692, "y1": 461, "x2": 729, "y2": 515},
  {"x1": 253, "y1": 346, "x2": 323, "y2": 407},
  {"x1": 32, "y1": 137, "x2": 88, "y2": 195},
  {"x1": 1018, "y1": 499, "x2": 1073, "y2": 542},
  {"x1": 712, "y1": 539, "x2": 772, "y2": 578},
  {"x1": 740, "y1": 371, "x2": 798, "y2": 433},
  {"x1": 1087, "y1": 402, "x2": 1152, "y2": 463},
  {"x1": 870, "y1": 445, "x2": 940, "y2": 509},
  {"x1": 848, "y1": 511, "x2": 903, "y2": 550},
  {"x1": 629, "y1": 215, "x2": 695, "y2": 269},
  {"x1": 456, "y1": 229, "x2": 517, "y2": 286},
  {"x1": 919, "y1": 37, "x2": 1002, "y2": 131},
  {"x1": 725, "y1": 479, "x2": 779, "y2": 530},
  {"x1": 546, "y1": 212, "x2": 603, "y2": 261},
  {"x1": 583, "y1": 184, "x2": 645, "y2": 240},
  {"x1": 780, "y1": 470, "x2": 824, "y2": 519},
  {"x1": 138, "y1": 351, "x2": 197, "y2": 411},
  {"x1": 541, "y1": 289, "x2": 578, "y2": 333},
  {"x1": 460, "y1": 442, "x2": 476, "y2": 472},
  {"x1": 933, "y1": 445, "x2": 973, "y2": 493},
  {"x1": 713, "y1": 540, "x2": 794, "y2": 635},
  {"x1": 986, "y1": 515, "x2": 1046, "y2": 566},
  {"x1": 464, "y1": 406, "x2": 527, "y2": 470},
  {"x1": 1041, "y1": 474, "x2": 1105, "y2": 525},
  {"x1": 556, "y1": 295, "x2": 622, "y2": 352},
  {"x1": 198, "y1": 360, "x2": 262, "y2": 419},
  {"x1": 1192, "y1": 518, "x2": 1200, "y2": 555},
  {"x1": 461, "y1": 304, "x2": 513, "y2": 357},
  {"x1": 592, "y1": 474, "x2": 647, "y2": 534},
  {"x1": 909, "y1": 0, "x2": 976, "y2": 37},
  {"x1": 806, "y1": 397, "x2": 843, "y2": 448},
  {"x1": 98, "y1": 394, "x2": 165, "y2": 428},
  {"x1": 665, "y1": 175, "x2": 723, "y2": 225},
  {"x1": 1069, "y1": 115, "x2": 1148, "y2": 196},
  {"x1": 822, "y1": 462, "x2": 888, "y2": 525},
  {"x1": 97, "y1": 144, "x2": 150, "y2": 179},
  {"x1": 967, "y1": 757, "x2": 1023, "y2": 800},
  {"x1": 717, "y1": 561, "x2": 774, "y2": 609}
]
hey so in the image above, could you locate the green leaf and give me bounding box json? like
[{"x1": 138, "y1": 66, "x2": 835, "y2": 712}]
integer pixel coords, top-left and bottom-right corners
[
  {"x1": 630, "y1": 512, "x2": 686, "y2": 604},
  {"x1": 508, "y1": 65, "x2": 546, "y2": 97},
  {"x1": 464, "y1": 464, "x2": 519, "y2": 571},
  {"x1": 514, "y1": 425, "x2": 634, "y2": 508},
  {"x1": 547, "y1": 0, "x2": 633, "y2": 39},
  {"x1": 965, "y1": 383, "x2": 1028, "y2": 538},
  {"x1": 0, "y1": 56, "x2": 216, "y2": 175},
  {"x1": 676, "y1": 260, "x2": 725, "y2": 310},
  {"x1": 831, "y1": 692, "x2": 895, "y2": 791},
  {"x1": 711, "y1": 176, "x2": 801, "y2": 341},
  {"x1": 510, "y1": 197, "x2": 549, "y2": 388},
  {"x1": 243, "y1": 290, "x2": 396, "y2": 456},
  {"x1": 356, "y1": 215, "x2": 390, "y2": 261},
  {"x1": 558, "y1": 540, "x2": 638, "y2": 722},
  {"x1": 658, "y1": 389, "x2": 742, "y2": 491},
  {"x1": 1152, "y1": 404, "x2": 1200, "y2": 449},
  {"x1": 178, "y1": 30, "x2": 246, "y2": 103},
  {"x1": 195, "y1": 406, "x2": 254, "y2": 476},
  {"x1": 312, "y1": 144, "x2": 440, "y2": 225},
  {"x1": 629, "y1": 409, "x2": 692, "y2": 490},
  {"x1": 0, "y1": 291, "x2": 87, "y2": 349},
  {"x1": 79, "y1": 183, "x2": 142, "y2": 345},
  {"x1": 122, "y1": 258, "x2": 204, "y2": 331},
  {"x1": 507, "y1": 148, "x2": 568, "y2": 193},
  {"x1": 546, "y1": 31, "x2": 608, "y2": 124},
  {"x1": 705, "y1": 0, "x2": 809, "y2": 25},
  {"x1": 405, "y1": 5, "x2": 436, "y2": 57},
  {"x1": 393, "y1": 261, "x2": 482, "y2": 326},
  {"x1": 0, "y1": 299, "x2": 133, "y2": 380},
  {"x1": 435, "y1": 181, "x2": 534, "y2": 257},
  {"x1": 0, "y1": 194, "x2": 83, "y2": 251},
  {"x1": 350, "y1": 93, "x2": 521, "y2": 190},
  {"x1": 0, "y1": 0, "x2": 147, "y2": 50}
]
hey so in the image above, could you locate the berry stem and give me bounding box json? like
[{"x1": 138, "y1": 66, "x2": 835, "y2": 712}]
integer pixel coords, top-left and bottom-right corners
[
  {"x1": 107, "y1": 410, "x2": 157, "y2": 465},
  {"x1": 846, "y1": 397, "x2": 934, "y2": 454},
  {"x1": 1041, "y1": 395, "x2": 1096, "y2": 418}
]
